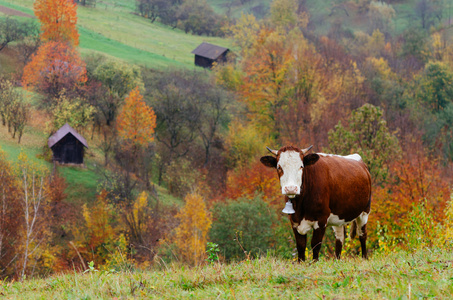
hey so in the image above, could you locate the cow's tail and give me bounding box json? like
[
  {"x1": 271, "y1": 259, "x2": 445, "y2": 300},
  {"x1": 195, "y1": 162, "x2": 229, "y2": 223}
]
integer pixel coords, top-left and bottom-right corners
[{"x1": 349, "y1": 220, "x2": 357, "y2": 239}]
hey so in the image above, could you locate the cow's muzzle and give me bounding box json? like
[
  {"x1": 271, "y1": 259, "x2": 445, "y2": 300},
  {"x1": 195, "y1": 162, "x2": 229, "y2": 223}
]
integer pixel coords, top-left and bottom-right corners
[{"x1": 284, "y1": 185, "x2": 299, "y2": 198}]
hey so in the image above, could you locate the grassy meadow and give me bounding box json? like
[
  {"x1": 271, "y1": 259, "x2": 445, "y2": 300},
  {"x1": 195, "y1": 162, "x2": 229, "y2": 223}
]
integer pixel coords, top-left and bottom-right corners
[{"x1": 0, "y1": 248, "x2": 452, "y2": 299}]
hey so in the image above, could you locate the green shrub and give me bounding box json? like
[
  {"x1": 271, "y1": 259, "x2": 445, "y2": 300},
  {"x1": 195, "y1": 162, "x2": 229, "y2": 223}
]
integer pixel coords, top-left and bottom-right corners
[{"x1": 209, "y1": 196, "x2": 277, "y2": 261}]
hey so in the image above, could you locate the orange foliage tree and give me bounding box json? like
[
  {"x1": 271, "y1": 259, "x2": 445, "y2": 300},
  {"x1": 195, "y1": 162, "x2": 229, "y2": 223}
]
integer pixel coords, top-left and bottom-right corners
[
  {"x1": 34, "y1": 0, "x2": 79, "y2": 46},
  {"x1": 22, "y1": 41, "x2": 87, "y2": 99},
  {"x1": 116, "y1": 87, "x2": 156, "y2": 147},
  {"x1": 371, "y1": 145, "x2": 451, "y2": 250},
  {"x1": 173, "y1": 192, "x2": 212, "y2": 265},
  {"x1": 221, "y1": 160, "x2": 281, "y2": 208}
]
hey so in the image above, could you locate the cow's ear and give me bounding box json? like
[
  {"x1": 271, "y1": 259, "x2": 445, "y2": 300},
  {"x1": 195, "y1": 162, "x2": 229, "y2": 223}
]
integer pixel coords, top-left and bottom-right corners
[
  {"x1": 260, "y1": 156, "x2": 277, "y2": 168},
  {"x1": 303, "y1": 153, "x2": 319, "y2": 166}
]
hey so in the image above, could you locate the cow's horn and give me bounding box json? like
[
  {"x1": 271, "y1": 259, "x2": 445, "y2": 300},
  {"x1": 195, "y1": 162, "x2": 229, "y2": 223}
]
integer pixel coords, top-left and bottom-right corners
[
  {"x1": 301, "y1": 145, "x2": 313, "y2": 155},
  {"x1": 266, "y1": 147, "x2": 278, "y2": 155}
]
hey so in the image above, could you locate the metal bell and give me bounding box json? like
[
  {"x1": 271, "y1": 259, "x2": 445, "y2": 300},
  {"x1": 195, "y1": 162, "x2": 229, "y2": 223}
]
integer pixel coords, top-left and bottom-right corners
[{"x1": 282, "y1": 200, "x2": 295, "y2": 214}]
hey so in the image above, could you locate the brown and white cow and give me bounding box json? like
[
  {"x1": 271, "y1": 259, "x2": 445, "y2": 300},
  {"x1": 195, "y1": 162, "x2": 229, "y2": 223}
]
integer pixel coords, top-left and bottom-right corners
[{"x1": 260, "y1": 145, "x2": 371, "y2": 261}]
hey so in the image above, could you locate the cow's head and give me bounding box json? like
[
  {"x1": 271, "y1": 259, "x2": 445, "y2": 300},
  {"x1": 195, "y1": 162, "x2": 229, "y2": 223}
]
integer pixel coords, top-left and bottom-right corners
[{"x1": 260, "y1": 145, "x2": 319, "y2": 198}]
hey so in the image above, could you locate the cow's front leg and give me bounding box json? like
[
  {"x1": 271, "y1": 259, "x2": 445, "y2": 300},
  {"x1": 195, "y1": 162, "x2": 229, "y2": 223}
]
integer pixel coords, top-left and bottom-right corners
[
  {"x1": 311, "y1": 226, "x2": 326, "y2": 261},
  {"x1": 292, "y1": 228, "x2": 307, "y2": 262}
]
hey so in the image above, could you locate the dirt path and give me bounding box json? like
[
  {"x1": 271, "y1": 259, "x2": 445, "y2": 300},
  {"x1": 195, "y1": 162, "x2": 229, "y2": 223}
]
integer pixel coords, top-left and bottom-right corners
[{"x1": 0, "y1": 5, "x2": 34, "y2": 18}]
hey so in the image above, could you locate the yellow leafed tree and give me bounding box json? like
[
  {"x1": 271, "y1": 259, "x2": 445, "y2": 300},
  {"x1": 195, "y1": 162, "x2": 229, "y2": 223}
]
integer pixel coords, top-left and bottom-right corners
[{"x1": 174, "y1": 192, "x2": 212, "y2": 265}]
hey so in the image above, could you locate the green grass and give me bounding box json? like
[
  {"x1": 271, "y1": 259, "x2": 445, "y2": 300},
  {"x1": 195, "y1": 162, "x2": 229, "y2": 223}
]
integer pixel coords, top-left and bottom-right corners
[
  {"x1": 77, "y1": 26, "x2": 185, "y2": 69},
  {"x1": 58, "y1": 164, "x2": 100, "y2": 205},
  {"x1": 2, "y1": 248, "x2": 452, "y2": 298}
]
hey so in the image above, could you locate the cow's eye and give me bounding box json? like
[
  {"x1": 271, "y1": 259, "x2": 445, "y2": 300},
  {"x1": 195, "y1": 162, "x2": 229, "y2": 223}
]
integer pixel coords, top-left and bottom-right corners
[{"x1": 300, "y1": 166, "x2": 304, "y2": 169}]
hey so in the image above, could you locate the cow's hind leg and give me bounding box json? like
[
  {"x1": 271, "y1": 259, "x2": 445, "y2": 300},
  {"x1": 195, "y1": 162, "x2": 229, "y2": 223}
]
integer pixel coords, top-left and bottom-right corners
[
  {"x1": 356, "y1": 212, "x2": 369, "y2": 259},
  {"x1": 332, "y1": 225, "x2": 345, "y2": 259},
  {"x1": 292, "y1": 229, "x2": 307, "y2": 262},
  {"x1": 311, "y1": 227, "x2": 326, "y2": 261}
]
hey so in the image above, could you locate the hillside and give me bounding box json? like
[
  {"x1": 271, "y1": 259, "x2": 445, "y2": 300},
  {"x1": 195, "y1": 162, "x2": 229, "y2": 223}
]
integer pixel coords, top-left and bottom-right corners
[
  {"x1": 1, "y1": 0, "x2": 453, "y2": 287},
  {"x1": 2, "y1": 248, "x2": 452, "y2": 299},
  {"x1": 0, "y1": 0, "x2": 231, "y2": 68},
  {"x1": 209, "y1": 0, "x2": 453, "y2": 38},
  {"x1": 0, "y1": 0, "x2": 233, "y2": 204}
]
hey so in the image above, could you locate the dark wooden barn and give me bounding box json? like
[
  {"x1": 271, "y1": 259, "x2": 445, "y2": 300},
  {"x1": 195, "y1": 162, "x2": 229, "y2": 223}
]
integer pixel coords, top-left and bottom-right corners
[
  {"x1": 191, "y1": 42, "x2": 229, "y2": 68},
  {"x1": 48, "y1": 123, "x2": 88, "y2": 165}
]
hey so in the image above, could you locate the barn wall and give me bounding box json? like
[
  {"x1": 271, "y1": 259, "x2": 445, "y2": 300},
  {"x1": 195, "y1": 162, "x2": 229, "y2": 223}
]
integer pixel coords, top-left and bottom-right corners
[
  {"x1": 51, "y1": 134, "x2": 85, "y2": 164},
  {"x1": 195, "y1": 55, "x2": 214, "y2": 68}
]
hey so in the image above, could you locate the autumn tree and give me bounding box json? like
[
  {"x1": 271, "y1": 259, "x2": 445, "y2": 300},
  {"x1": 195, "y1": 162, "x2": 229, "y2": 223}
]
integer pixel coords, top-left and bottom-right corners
[
  {"x1": 221, "y1": 160, "x2": 280, "y2": 207},
  {"x1": 371, "y1": 142, "x2": 451, "y2": 249},
  {"x1": 270, "y1": 0, "x2": 299, "y2": 30},
  {"x1": 34, "y1": 0, "x2": 79, "y2": 46},
  {"x1": 173, "y1": 192, "x2": 212, "y2": 265},
  {"x1": 367, "y1": 1, "x2": 395, "y2": 35},
  {"x1": 227, "y1": 13, "x2": 260, "y2": 56},
  {"x1": 116, "y1": 87, "x2": 156, "y2": 148},
  {"x1": 72, "y1": 189, "x2": 118, "y2": 268},
  {"x1": 47, "y1": 92, "x2": 95, "y2": 135},
  {"x1": 114, "y1": 87, "x2": 156, "y2": 186},
  {"x1": 328, "y1": 104, "x2": 401, "y2": 184},
  {"x1": 234, "y1": 24, "x2": 364, "y2": 146},
  {"x1": 16, "y1": 152, "x2": 50, "y2": 280},
  {"x1": 0, "y1": 79, "x2": 30, "y2": 143},
  {"x1": 22, "y1": 41, "x2": 87, "y2": 100},
  {"x1": 239, "y1": 26, "x2": 294, "y2": 138},
  {"x1": 90, "y1": 58, "x2": 143, "y2": 126}
]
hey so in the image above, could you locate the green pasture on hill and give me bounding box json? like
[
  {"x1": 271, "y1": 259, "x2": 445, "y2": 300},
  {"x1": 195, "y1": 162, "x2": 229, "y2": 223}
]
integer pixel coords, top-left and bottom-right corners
[
  {"x1": 1, "y1": 248, "x2": 452, "y2": 298},
  {"x1": 0, "y1": 0, "x2": 232, "y2": 69}
]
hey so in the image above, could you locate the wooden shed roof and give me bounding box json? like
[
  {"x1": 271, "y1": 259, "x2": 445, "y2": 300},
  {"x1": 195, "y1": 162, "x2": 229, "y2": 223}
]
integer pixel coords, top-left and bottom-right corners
[
  {"x1": 191, "y1": 42, "x2": 229, "y2": 60},
  {"x1": 48, "y1": 123, "x2": 88, "y2": 149}
]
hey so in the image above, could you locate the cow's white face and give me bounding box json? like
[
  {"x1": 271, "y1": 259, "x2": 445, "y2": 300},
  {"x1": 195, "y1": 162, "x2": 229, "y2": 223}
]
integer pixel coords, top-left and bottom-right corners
[
  {"x1": 260, "y1": 145, "x2": 316, "y2": 198},
  {"x1": 277, "y1": 150, "x2": 303, "y2": 198}
]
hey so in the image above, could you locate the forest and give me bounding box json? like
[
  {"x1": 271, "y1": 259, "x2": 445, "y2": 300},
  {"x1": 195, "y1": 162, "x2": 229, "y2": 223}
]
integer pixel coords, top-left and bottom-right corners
[{"x1": 0, "y1": 0, "x2": 452, "y2": 282}]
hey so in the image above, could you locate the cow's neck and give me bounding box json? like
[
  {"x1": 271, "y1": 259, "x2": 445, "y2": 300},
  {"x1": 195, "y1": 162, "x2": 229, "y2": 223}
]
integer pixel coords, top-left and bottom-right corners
[{"x1": 289, "y1": 193, "x2": 305, "y2": 223}]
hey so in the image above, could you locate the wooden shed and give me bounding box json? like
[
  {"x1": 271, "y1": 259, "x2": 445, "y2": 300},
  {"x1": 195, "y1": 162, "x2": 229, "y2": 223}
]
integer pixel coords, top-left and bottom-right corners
[
  {"x1": 48, "y1": 123, "x2": 88, "y2": 165},
  {"x1": 191, "y1": 42, "x2": 229, "y2": 68}
]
